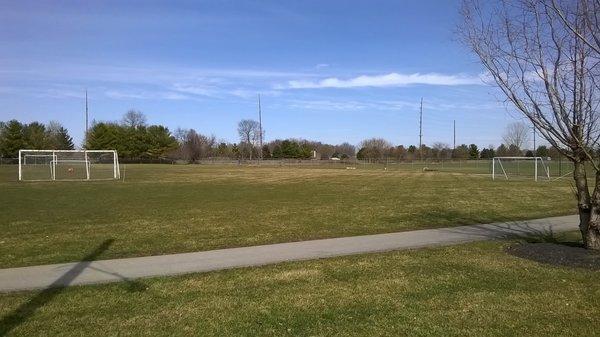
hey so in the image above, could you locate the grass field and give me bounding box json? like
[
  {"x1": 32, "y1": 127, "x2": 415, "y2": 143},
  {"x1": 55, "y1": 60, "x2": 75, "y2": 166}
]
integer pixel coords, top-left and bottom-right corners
[
  {"x1": 0, "y1": 163, "x2": 575, "y2": 268},
  {"x1": 1, "y1": 237, "x2": 598, "y2": 336}
]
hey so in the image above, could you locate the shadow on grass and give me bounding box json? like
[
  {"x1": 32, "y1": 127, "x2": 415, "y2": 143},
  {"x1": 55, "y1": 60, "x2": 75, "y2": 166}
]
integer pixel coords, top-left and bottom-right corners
[
  {"x1": 505, "y1": 242, "x2": 600, "y2": 270},
  {"x1": 503, "y1": 230, "x2": 600, "y2": 270},
  {"x1": 380, "y1": 209, "x2": 520, "y2": 231},
  {"x1": 0, "y1": 239, "x2": 147, "y2": 336},
  {"x1": 439, "y1": 214, "x2": 569, "y2": 243},
  {"x1": 427, "y1": 211, "x2": 600, "y2": 270}
]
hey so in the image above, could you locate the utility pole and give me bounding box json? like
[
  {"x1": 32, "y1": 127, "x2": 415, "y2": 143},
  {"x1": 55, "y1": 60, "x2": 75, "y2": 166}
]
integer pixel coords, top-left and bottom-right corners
[
  {"x1": 85, "y1": 89, "x2": 89, "y2": 147},
  {"x1": 258, "y1": 94, "x2": 263, "y2": 160},
  {"x1": 532, "y1": 126, "x2": 536, "y2": 156},
  {"x1": 419, "y1": 98, "x2": 423, "y2": 161},
  {"x1": 453, "y1": 119, "x2": 456, "y2": 151}
]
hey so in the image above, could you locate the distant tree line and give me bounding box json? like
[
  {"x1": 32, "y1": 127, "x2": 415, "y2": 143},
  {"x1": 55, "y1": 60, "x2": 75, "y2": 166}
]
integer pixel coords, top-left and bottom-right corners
[
  {"x1": 0, "y1": 120, "x2": 74, "y2": 157},
  {"x1": 1, "y1": 113, "x2": 568, "y2": 162},
  {"x1": 353, "y1": 139, "x2": 560, "y2": 162}
]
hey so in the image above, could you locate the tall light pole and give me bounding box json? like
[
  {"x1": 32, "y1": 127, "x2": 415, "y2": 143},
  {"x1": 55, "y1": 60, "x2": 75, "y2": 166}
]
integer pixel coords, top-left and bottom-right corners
[
  {"x1": 453, "y1": 119, "x2": 456, "y2": 151},
  {"x1": 85, "y1": 89, "x2": 89, "y2": 148},
  {"x1": 258, "y1": 94, "x2": 263, "y2": 160},
  {"x1": 419, "y1": 98, "x2": 423, "y2": 161},
  {"x1": 532, "y1": 126, "x2": 536, "y2": 155}
]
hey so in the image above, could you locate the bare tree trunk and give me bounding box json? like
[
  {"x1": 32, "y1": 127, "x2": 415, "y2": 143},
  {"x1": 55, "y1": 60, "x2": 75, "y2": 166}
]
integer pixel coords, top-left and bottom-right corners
[
  {"x1": 586, "y1": 170, "x2": 600, "y2": 249},
  {"x1": 573, "y1": 160, "x2": 600, "y2": 249},
  {"x1": 574, "y1": 160, "x2": 591, "y2": 242}
]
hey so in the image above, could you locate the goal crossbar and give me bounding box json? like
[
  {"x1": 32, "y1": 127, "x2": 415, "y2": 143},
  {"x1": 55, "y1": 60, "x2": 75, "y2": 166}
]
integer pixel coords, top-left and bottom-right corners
[{"x1": 19, "y1": 149, "x2": 116, "y2": 153}]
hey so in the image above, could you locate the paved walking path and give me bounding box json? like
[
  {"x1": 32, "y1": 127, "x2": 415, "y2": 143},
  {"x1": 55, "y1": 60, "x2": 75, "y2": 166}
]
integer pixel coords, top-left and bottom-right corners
[{"x1": 0, "y1": 215, "x2": 579, "y2": 292}]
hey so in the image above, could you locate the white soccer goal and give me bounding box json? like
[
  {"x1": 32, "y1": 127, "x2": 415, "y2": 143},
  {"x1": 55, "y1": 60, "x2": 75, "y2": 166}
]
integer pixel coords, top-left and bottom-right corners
[
  {"x1": 492, "y1": 157, "x2": 550, "y2": 181},
  {"x1": 18, "y1": 149, "x2": 120, "y2": 181}
]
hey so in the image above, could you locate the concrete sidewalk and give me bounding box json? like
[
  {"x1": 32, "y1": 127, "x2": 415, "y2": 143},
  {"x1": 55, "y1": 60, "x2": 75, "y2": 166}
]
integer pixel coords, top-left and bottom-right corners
[{"x1": 0, "y1": 215, "x2": 579, "y2": 292}]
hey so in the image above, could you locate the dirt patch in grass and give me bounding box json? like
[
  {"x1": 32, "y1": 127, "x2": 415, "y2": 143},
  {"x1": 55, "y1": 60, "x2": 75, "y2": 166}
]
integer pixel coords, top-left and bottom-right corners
[{"x1": 506, "y1": 243, "x2": 600, "y2": 270}]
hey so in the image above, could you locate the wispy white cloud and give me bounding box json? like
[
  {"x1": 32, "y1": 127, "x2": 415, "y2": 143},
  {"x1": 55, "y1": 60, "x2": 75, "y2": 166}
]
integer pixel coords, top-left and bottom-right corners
[
  {"x1": 105, "y1": 90, "x2": 190, "y2": 100},
  {"x1": 170, "y1": 83, "x2": 218, "y2": 97},
  {"x1": 229, "y1": 89, "x2": 282, "y2": 99},
  {"x1": 0, "y1": 61, "x2": 315, "y2": 85},
  {"x1": 286, "y1": 99, "x2": 372, "y2": 111},
  {"x1": 315, "y1": 63, "x2": 330, "y2": 69},
  {"x1": 379, "y1": 99, "x2": 499, "y2": 111},
  {"x1": 286, "y1": 72, "x2": 483, "y2": 89},
  {"x1": 282, "y1": 98, "x2": 500, "y2": 113}
]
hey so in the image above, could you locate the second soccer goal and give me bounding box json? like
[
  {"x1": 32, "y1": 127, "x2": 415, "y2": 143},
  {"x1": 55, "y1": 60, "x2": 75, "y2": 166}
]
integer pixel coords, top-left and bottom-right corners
[{"x1": 491, "y1": 156, "x2": 550, "y2": 181}]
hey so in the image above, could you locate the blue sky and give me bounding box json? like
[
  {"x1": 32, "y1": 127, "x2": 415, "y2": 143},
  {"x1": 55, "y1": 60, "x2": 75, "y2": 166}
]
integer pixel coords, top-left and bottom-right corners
[{"x1": 0, "y1": 0, "x2": 531, "y2": 148}]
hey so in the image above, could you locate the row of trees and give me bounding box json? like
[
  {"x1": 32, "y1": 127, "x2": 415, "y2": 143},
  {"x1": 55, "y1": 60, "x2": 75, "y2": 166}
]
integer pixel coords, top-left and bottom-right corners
[
  {"x1": 172, "y1": 127, "x2": 356, "y2": 162},
  {"x1": 86, "y1": 111, "x2": 179, "y2": 158},
  {"x1": 1, "y1": 113, "x2": 562, "y2": 162},
  {"x1": 353, "y1": 139, "x2": 556, "y2": 161},
  {"x1": 351, "y1": 121, "x2": 551, "y2": 161},
  {"x1": 0, "y1": 120, "x2": 74, "y2": 157}
]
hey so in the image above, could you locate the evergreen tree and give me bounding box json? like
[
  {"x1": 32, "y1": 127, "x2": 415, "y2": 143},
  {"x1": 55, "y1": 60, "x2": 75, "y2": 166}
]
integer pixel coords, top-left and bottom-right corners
[
  {"x1": 23, "y1": 122, "x2": 48, "y2": 149},
  {"x1": 215, "y1": 143, "x2": 231, "y2": 157},
  {"x1": 122, "y1": 125, "x2": 147, "y2": 157},
  {"x1": 145, "y1": 125, "x2": 178, "y2": 158},
  {"x1": 0, "y1": 120, "x2": 25, "y2": 157},
  {"x1": 280, "y1": 140, "x2": 299, "y2": 158},
  {"x1": 468, "y1": 144, "x2": 479, "y2": 159},
  {"x1": 452, "y1": 144, "x2": 469, "y2": 159},
  {"x1": 272, "y1": 144, "x2": 282, "y2": 158},
  {"x1": 496, "y1": 144, "x2": 509, "y2": 156},
  {"x1": 536, "y1": 145, "x2": 549, "y2": 157},
  {"x1": 46, "y1": 121, "x2": 74, "y2": 150},
  {"x1": 261, "y1": 145, "x2": 271, "y2": 159},
  {"x1": 356, "y1": 147, "x2": 366, "y2": 160},
  {"x1": 507, "y1": 144, "x2": 521, "y2": 156},
  {"x1": 55, "y1": 126, "x2": 75, "y2": 150},
  {"x1": 299, "y1": 142, "x2": 312, "y2": 159},
  {"x1": 480, "y1": 147, "x2": 496, "y2": 159},
  {"x1": 86, "y1": 122, "x2": 121, "y2": 151}
]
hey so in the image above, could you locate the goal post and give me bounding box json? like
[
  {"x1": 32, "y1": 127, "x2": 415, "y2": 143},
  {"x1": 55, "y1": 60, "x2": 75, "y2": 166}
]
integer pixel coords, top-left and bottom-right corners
[
  {"x1": 18, "y1": 149, "x2": 120, "y2": 181},
  {"x1": 492, "y1": 157, "x2": 550, "y2": 181}
]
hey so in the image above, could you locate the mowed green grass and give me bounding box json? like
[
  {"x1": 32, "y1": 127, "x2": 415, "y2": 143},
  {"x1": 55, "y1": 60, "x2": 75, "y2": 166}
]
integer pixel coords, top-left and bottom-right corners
[
  {"x1": 0, "y1": 239, "x2": 598, "y2": 336},
  {"x1": 0, "y1": 164, "x2": 575, "y2": 268}
]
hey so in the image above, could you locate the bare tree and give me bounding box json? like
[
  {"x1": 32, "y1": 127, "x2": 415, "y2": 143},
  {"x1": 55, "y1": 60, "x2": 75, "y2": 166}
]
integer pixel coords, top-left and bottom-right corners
[
  {"x1": 358, "y1": 138, "x2": 392, "y2": 160},
  {"x1": 334, "y1": 142, "x2": 356, "y2": 158},
  {"x1": 546, "y1": 0, "x2": 600, "y2": 56},
  {"x1": 180, "y1": 129, "x2": 216, "y2": 163},
  {"x1": 237, "y1": 119, "x2": 260, "y2": 160},
  {"x1": 174, "y1": 127, "x2": 187, "y2": 144},
  {"x1": 502, "y1": 122, "x2": 530, "y2": 150},
  {"x1": 122, "y1": 110, "x2": 147, "y2": 129},
  {"x1": 460, "y1": 0, "x2": 600, "y2": 249},
  {"x1": 432, "y1": 142, "x2": 452, "y2": 160}
]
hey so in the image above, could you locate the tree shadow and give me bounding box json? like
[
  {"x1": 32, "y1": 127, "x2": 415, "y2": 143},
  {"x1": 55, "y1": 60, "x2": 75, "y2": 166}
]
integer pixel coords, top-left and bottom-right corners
[
  {"x1": 380, "y1": 208, "x2": 516, "y2": 230},
  {"x1": 440, "y1": 216, "x2": 570, "y2": 244},
  {"x1": 426, "y1": 212, "x2": 600, "y2": 270},
  {"x1": 0, "y1": 239, "x2": 147, "y2": 336},
  {"x1": 505, "y1": 242, "x2": 600, "y2": 270},
  {"x1": 503, "y1": 230, "x2": 600, "y2": 270}
]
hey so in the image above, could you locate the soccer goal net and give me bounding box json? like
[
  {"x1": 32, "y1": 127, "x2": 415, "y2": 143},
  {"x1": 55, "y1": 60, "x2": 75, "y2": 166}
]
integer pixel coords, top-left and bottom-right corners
[
  {"x1": 492, "y1": 157, "x2": 550, "y2": 181},
  {"x1": 18, "y1": 150, "x2": 120, "y2": 181}
]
